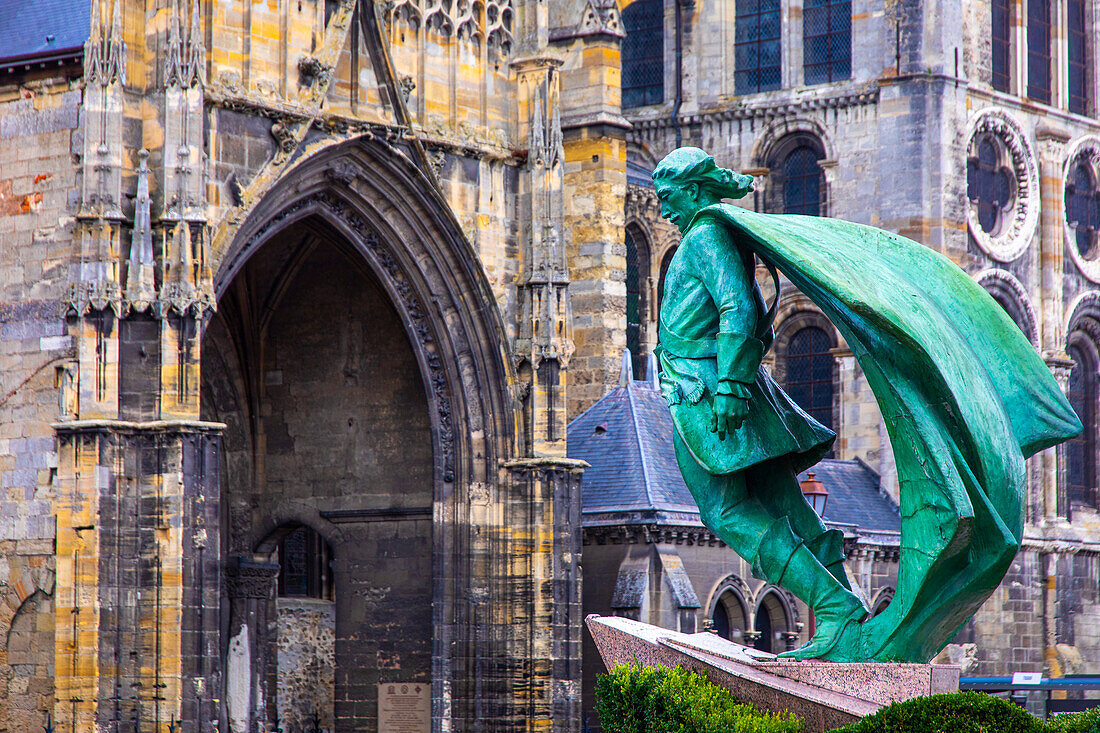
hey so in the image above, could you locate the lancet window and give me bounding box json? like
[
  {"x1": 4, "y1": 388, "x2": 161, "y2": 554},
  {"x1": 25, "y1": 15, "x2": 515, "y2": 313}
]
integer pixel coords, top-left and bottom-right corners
[
  {"x1": 803, "y1": 0, "x2": 851, "y2": 85},
  {"x1": 991, "y1": 0, "x2": 1011, "y2": 92},
  {"x1": 735, "y1": 0, "x2": 782, "y2": 94},
  {"x1": 1068, "y1": 0, "x2": 1089, "y2": 115},
  {"x1": 786, "y1": 326, "x2": 834, "y2": 431},
  {"x1": 625, "y1": 225, "x2": 651, "y2": 378},
  {"x1": 1026, "y1": 0, "x2": 1051, "y2": 102},
  {"x1": 1067, "y1": 344, "x2": 1098, "y2": 509},
  {"x1": 622, "y1": 0, "x2": 665, "y2": 108},
  {"x1": 277, "y1": 525, "x2": 335, "y2": 600}
]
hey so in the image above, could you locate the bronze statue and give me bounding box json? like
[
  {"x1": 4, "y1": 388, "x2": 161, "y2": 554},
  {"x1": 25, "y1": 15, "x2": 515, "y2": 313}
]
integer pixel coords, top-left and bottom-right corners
[{"x1": 653, "y1": 147, "x2": 1081, "y2": 662}]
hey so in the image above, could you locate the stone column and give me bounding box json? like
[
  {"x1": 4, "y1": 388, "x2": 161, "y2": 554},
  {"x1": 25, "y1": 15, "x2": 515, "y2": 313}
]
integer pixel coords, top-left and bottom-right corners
[
  {"x1": 53, "y1": 422, "x2": 223, "y2": 733},
  {"x1": 224, "y1": 558, "x2": 279, "y2": 733},
  {"x1": 502, "y1": 459, "x2": 585, "y2": 733},
  {"x1": 1037, "y1": 126, "x2": 1072, "y2": 520}
]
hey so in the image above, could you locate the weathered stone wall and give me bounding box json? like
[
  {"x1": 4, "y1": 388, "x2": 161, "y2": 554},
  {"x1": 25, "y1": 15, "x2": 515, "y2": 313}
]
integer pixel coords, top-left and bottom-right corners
[
  {"x1": 0, "y1": 73, "x2": 82, "y2": 733},
  {"x1": 276, "y1": 598, "x2": 336, "y2": 732}
]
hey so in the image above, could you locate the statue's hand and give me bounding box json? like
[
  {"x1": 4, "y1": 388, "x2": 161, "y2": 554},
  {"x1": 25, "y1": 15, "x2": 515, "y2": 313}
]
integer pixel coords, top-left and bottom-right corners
[{"x1": 710, "y1": 394, "x2": 749, "y2": 440}]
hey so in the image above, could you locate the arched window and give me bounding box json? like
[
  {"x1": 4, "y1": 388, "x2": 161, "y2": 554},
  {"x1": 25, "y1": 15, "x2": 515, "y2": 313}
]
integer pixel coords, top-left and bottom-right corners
[
  {"x1": 803, "y1": 0, "x2": 851, "y2": 85},
  {"x1": 872, "y1": 590, "x2": 894, "y2": 617},
  {"x1": 657, "y1": 246, "x2": 677, "y2": 321},
  {"x1": 1068, "y1": 0, "x2": 1088, "y2": 115},
  {"x1": 277, "y1": 525, "x2": 334, "y2": 600},
  {"x1": 991, "y1": 0, "x2": 1011, "y2": 92},
  {"x1": 1067, "y1": 160, "x2": 1100, "y2": 260},
  {"x1": 966, "y1": 136, "x2": 1014, "y2": 235},
  {"x1": 754, "y1": 591, "x2": 790, "y2": 654},
  {"x1": 786, "y1": 326, "x2": 834, "y2": 431},
  {"x1": 711, "y1": 590, "x2": 748, "y2": 644},
  {"x1": 1026, "y1": 0, "x2": 1051, "y2": 103},
  {"x1": 625, "y1": 226, "x2": 651, "y2": 378},
  {"x1": 622, "y1": 0, "x2": 664, "y2": 108},
  {"x1": 783, "y1": 147, "x2": 824, "y2": 215},
  {"x1": 1067, "y1": 344, "x2": 1097, "y2": 509},
  {"x1": 735, "y1": 0, "x2": 781, "y2": 95}
]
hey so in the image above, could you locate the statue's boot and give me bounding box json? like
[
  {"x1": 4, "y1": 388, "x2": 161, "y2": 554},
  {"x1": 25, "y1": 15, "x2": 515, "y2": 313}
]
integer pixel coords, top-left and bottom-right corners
[
  {"x1": 753, "y1": 518, "x2": 866, "y2": 660},
  {"x1": 805, "y1": 529, "x2": 852, "y2": 592}
]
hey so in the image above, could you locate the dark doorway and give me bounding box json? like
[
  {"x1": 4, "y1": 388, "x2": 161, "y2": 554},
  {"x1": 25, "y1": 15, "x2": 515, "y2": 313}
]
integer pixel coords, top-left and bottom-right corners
[{"x1": 203, "y1": 221, "x2": 434, "y2": 731}]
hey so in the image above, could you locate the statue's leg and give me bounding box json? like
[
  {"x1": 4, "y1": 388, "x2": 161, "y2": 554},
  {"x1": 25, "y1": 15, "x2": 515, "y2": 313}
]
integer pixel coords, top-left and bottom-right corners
[
  {"x1": 674, "y1": 435, "x2": 864, "y2": 659},
  {"x1": 747, "y1": 460, "x2": 853, "y2": 592},
  {"x1": 754, "y1": 516, "x2": 866, "y2": 660},
  {"x1": 672, "y1": 433, "x2": 777, "y2": 564}
]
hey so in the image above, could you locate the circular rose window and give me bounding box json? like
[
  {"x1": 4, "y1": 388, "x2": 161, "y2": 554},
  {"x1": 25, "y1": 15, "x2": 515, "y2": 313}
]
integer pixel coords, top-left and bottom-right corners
[
  {"x1": 1064, "y1": 137, "x2": 1100, "y2": 282},
  {"x1": 964, "y1": 110, "x2": 1039, "y2": 262}
]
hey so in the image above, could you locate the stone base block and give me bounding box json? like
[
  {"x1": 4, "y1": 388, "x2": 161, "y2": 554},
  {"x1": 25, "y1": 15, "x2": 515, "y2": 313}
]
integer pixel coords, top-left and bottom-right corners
[{"x1": 586, "y1": 614, "x2": 960, "y2": 733}]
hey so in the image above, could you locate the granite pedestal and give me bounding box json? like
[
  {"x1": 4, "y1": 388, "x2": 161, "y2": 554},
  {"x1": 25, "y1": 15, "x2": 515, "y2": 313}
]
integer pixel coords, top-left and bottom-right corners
[{"x1": 586, "y1": 614, "x2": 960, "y2": 733}]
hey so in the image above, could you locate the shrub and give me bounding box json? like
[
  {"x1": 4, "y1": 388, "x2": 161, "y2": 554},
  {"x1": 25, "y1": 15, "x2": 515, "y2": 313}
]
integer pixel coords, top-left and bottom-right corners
[
  {"x1": 1045, "y1": 706, "x2": 1100, "y2": 733},
  {"x1": 595, "y1": 662, "x2": 803, "y2": 733},
  {"x1": 830, "y1": 691, "x2": 1043, "y2": 733}
]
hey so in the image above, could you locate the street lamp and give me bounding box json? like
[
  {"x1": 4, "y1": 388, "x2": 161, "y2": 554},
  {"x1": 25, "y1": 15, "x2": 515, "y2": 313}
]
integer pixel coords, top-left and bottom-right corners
[{"x1": 800, "y1": 471, "x2": 829, "y2": 517}]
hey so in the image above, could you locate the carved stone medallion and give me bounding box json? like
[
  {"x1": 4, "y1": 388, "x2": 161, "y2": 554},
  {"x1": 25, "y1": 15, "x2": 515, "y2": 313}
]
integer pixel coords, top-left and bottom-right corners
[{"x1": 965, "y1": 109, "x2": 1039, "y2": 263}]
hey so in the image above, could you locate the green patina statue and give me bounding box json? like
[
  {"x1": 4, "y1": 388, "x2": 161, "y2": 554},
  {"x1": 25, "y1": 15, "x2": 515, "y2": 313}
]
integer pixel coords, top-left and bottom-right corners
[{"x1": 653, "y1": 147, "x2": 1082, "y2": 663}]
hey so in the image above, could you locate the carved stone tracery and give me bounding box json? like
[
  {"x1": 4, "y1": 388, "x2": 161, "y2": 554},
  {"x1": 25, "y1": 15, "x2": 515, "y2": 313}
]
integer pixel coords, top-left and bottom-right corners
[{"x1": 965, "y1": 109, "x2": 1040, "y2": 263}]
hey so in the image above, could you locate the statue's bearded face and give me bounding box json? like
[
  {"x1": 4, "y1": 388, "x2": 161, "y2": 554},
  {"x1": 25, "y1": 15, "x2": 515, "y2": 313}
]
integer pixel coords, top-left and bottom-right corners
[{"x1": 655, "y1": 180, "x2": 702, "y2": 233}]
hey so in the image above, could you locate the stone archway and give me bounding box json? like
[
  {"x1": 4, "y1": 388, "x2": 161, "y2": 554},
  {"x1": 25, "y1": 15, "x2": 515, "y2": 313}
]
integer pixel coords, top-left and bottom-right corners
[{"x1": 197, "y1": 137, "x2": 583, "y2": 733}]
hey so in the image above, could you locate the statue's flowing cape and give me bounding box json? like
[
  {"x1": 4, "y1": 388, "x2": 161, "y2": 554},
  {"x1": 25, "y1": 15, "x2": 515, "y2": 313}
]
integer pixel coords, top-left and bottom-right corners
[{"x1": 703, "y1": 203, "x2": 1082, "y2": 662}]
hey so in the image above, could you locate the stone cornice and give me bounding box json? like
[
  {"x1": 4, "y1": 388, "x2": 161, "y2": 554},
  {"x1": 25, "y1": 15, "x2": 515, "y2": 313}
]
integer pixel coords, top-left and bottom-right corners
[
  {"x1": 54, "y1": 418, "x2": 227, "y2": 434},
  {"x1": 626, "y1": 84, "x2": 881, "y2": 133}
]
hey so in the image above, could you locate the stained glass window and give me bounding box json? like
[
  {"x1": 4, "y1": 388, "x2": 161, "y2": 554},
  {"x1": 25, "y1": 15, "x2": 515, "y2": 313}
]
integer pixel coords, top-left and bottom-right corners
[
  {"x1": 991, "y1": 0, "x2": 1011, "y2": 92},
  {"x1": 277, "y1": 525, "x2": 334, "y2": 599},
  {"x1": 967, "y1": 137, "x2": 1014, "y2": 235},
  {"x1": 1066, "y1": 161, "x2": 1100, "y2": 260},
  {"x1": 1026, "y1": 0, "x2": 1051, "y2": 103},
  {"x1": 803, "y1": 0, "x2": 851, "y2": 85},
  {"x1": 1067, "y1": 346, "x2": 1097, "y2": 508},
  {"x1": 786, "y1": 326, "x2": 833, "y2": 430},
  {"x1": 783, "y1": 147, "x2": 823, "y2": 216},
  {"x1": 735, "y1": 0, "x2": 782, "y2": 94},
  {"x1": 1068, "y1": 0, "x2": 1089, "y2": 115},
  {"x1": 622, "y1": 0, "x2": 664, "y2": 108}
]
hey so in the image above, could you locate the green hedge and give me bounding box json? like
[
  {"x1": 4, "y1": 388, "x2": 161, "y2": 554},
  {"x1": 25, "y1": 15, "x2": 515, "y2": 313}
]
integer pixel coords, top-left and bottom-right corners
[
  {"x1": 831, "y1": 692, "x2": 1100, "y2": 733},
  {"x1": 596, "y1": 664, "x2": 1100, "y2": 733},
  {"x1": 595, "y1": 663, "x2": 802, "y2": 733},
  {"x1": 1045, "y1": 707, "x2": 1100, "y2": 733}
]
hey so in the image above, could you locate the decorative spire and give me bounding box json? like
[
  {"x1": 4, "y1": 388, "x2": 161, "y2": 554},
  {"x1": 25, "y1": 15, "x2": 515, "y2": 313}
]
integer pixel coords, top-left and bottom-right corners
[
  {"x1": 160, "y1": 221, "x2": 198, "y2": 315},
  {"x1": 619, "y1": 349, "x2": 634, "y2": 387},
  {"x1": 126, "y1": 150, "x2": 156, "y2": 313},
  {"x1": 104, "y1": 0, "x2": 126, "y2": 85},
  {"x1": 646, "y1": 352, "x2": 660, "y2": 390},
  {"x1": 84, "y1": 0, "x2": 105, "y2": 84},
  {"x1": 165, "y1": 0, "x2": 185, "y2": 87},
  {"x1": 185, "y1": 0, "x2": 205, "y2": 86}
]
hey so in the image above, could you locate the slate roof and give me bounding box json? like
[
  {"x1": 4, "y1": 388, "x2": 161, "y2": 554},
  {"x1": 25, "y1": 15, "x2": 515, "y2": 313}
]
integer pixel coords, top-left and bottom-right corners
[
  {"x1": 568, "y1": 363, "x2": 901, "y2": 534},
  {"x1": 568, "y1": 379, "x2": 701, "y2": 525},
  {"x1": 626, "y1": 159, "x2": 654, "y2": 189},
  {"x1": 0, "y1": 0, "x2": 90, "y2": 65}
]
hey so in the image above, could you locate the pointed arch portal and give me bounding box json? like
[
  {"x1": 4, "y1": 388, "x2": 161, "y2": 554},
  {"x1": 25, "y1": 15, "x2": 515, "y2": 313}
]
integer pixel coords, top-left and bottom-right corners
[{"x1": 196, "y1": 137, "x2": 581, "y2": 733}]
